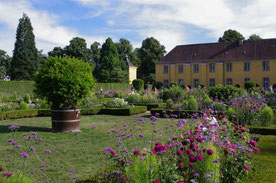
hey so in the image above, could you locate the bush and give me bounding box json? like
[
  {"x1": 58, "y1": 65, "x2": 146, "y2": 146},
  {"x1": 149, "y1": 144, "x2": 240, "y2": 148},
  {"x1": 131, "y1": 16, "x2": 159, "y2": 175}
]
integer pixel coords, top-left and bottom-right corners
[
  {"x1": 19, "y1": 102, "x2": 28, "y2": 110},
  {"x1": 155, "y1": 82, "x2": 163, "y2": 90},
  {"x1": 34, "y1": 57, "x2": 95, "y2": 108},
  {"x1": 244, "y1": 81, "x2": 256, "y2": 90},
  {"x1": 207, "y1": 84, "x2": 244, "y2": 102},
  {"x1": 264, "y1": 93, "x2": 276, "y2": 106},
  {"x1": 260, "y1": 106, "x2": 274, "y2": 126},
  {"x1": 159, "y1": 86, "x2": 185, "y2": 102},
  {"x1": 203, "y1": 94, "x2": 212, "y2": 107},
  {"x1": 0, "y1": 110, "x2": 38, "y2": 120},
  {"x1": 187, "y1": 95, "x2": 198, "y2": 110},
  {"x1": 225, "y1": 107, "x2": 235, "y2": 121},
  {"x1": 105, "y1": 98, "x2": 128, "y2": 108},
  {"x1": 169, "y1": 82, "x2": 177, "y2": 88},
  {"x1": 23, "y1": 93, "x2": 31, "y2": 103},
  {"x1": 126, "y1": 94, "x2": 141, "y2": 103},
  {"x1": 132, "y1": 79, "x2": 144, "y2": 91}
]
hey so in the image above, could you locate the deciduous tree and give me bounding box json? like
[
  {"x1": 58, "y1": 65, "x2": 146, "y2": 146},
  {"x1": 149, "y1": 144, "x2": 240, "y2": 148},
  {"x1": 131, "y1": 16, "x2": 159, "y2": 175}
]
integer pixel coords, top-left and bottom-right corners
[{"x1": 218, "y1": 29, "x2": 245, "y2": 42}]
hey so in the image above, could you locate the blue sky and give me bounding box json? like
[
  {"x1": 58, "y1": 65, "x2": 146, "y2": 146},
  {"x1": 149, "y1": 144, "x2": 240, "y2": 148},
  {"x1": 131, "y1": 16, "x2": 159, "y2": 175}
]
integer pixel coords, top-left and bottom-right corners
[{"x1": 1, "y1": 0, "x2": 276, "y2": 55}]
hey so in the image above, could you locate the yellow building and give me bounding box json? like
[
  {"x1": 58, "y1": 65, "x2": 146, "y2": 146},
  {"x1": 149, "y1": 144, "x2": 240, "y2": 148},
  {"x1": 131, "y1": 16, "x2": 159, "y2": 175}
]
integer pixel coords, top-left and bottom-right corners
[
  {"x1": 156, "y1": 39, "x2": 276, "y2": 89},
  {"x1": 124, "y1": 56, "x2": 137, "y2": 84}
]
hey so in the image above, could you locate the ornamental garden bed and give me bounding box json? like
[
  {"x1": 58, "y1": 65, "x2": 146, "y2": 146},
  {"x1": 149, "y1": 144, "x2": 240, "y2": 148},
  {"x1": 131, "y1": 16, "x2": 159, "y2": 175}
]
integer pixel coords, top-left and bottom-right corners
[{"x1": 129, "y1": 103, "x2": 159, "y2": 110}]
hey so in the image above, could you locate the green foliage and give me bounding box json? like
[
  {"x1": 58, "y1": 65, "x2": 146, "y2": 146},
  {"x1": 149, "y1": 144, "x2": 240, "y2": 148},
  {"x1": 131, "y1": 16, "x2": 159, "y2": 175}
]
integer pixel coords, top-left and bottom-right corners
[
  {"x1": 98, "y1": 37, "x2": 125, "y2": 82},
  {"x1": 187, "y1": 95, "x2": 198, "y2": 110},
  {"x1": 244, "y1": 81, "x2": 256, "y2": 90},
  {"x1": 132, "y1": 79, "x2": 144, "y2": 91},
  {"x1": 64, "y1": 37, "x2": 92, "y2": 64},
  {"x1": 81, "y1": 107, "x2": 102, "y2": 115},
  {"x1": 115, "y1": 38, "x2": 133, "y2": 63},
  {"x1": 93, "y1": 83, "x2": 131, "y2": 92},
  {"x1": 137, "y1": 37, "x2": 166, "y2": 80},
  {"x1": 91, "y1": 42, "x2": 102, "y2": 80},
  {"x1": 0, "y1": 109, "x2": 38, "y2": 120},
  {"x1": 212, "y1": 102, "x2": 226, "y2": 112},
  {"x1": 260, "y1": 106, "x2": 274, "y2": 126},
  {"x1": 19, "y1": 102, "x2": 28, "y2": 110},
  {"x1": 155, "y1": 82, "x2": 163, "y2": 89},
  {"x1": 264, "y1": 93, "x2": 276, "y2": 106},
  {"x1": 105, "y1": 98, "x2": 128, "y2": 108},
  {"x1": 226, "y1": 107, "x2": 236, "y2": 121},
  {"x1": 0, "y1": 49, "x2": 11, "y2": 79},
  {"x1": 248, "y1": 34, "x2": 262, "y2": 41},
  {"x1": 159, "y1": 86, "x2": 185, "y2": 102},
  {"x1": 150, "y1": 108, "x2": 200, "y2": 118},
  {"x1": 48, "y1": 47, "x2": 65, "y2": 57},
  {"x1": 0, "y1": 174, "x2": 35, "y2": 183},
  {"x1": 203, "y1": 94, "x2": 212, "y2": 106},
  {"x1": 169, "y1": 82, "x2": 177, "y2": 88},
  {"x1": 109, "y1": 67, "x2": 129, "y2": 83},
  {"x1": 10, "y1": 13, "x2": 40, "y2": 80},
  {"x1": 34, "y1": 57, "x2": 95, "y2": 108},
  {"x1": 23, "y1": 93, "x2": 31, "y2": 103},
  {"x1": 100, "y1": 106, "x2": 147, "y2": 115},
  {"x1": 207, "y1": 84, "x2": 244, "y2": 102},
  {"x1": 218, "y1": 29, "x2": 245, "y2": 42},
  {"x1": 126, "y1": 94, "x2": 141, "y2": 103}
]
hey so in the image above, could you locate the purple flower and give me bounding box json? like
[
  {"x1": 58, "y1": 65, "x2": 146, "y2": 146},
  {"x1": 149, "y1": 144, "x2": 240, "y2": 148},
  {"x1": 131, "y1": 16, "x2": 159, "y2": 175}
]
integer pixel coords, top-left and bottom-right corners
[
  {"x1": 194, "y1": 173, "x2": 200, "y2": 177},
  {"x1": 31, "y1": 132, "x2": 37, "y2": 136},
  {"x1": 22, "y1": 133, "x2": 27, "y2": 136},
  {"x1": 30, "y1": 146, "x2": 35, "y2": 151},
  {"x1": 19, "y1": 152, "x2": 29, "y2": 158},
  {"x1": 44, "y1": 150, "x2": 52, "y2": 154},
  {"x1": 91, "y1": 126, "x2": 96, "y2": 129},
  {"x1": 190, "y1": 156, "x2": 196, "y2": 162},
  {"x1": 140, "y1": 157, "x2": 146, "y2": 161},
  {"x1": 15, "y1": 145, "x2": 21, "y2": 149},
  {"x1": 8, "y1": 125, "x2": 20, "y2": 130},
  {"x1": 177, "y1": 150, "x2": 183, "y2": 156},
  {"x1": 72, "y1": 176, "x2": 77, "y2": 180},
  {"x1": 107, "y1": 131, "x2": 111, "y2": 134},
  {"x1": 8, "y1": 139, "x2": 13, "y2": 142},
  {"x1": 213, "y1": 159, "x2": 219, "y2": 163},
  {"x1": 150, "y1": 116, "x2": 157, "y2": 121},
  {"x1": 243, "y1": 165, "x2": 250, "y2": 170},
  {"x1": 139, "y1": 133, "x2": 144, "y2": 138},
  {"x1": 134, "y1": 149, "x2": 141, "y2": 155},
  {"x1": 11, "y1": 141, "x2": 17, "y2": 145},
  {"x1": 38, "y1": 138, "x2": 43, "y2": 142},
  {"x1": 197, "y1": 154, "x2": 203, "y2": 161},
  {"x1": 40, "y1": 164, "x2": 45, "y2": 168},
  {"x1": 70, "y1": 168, "x2": 75, "y2": 173}
]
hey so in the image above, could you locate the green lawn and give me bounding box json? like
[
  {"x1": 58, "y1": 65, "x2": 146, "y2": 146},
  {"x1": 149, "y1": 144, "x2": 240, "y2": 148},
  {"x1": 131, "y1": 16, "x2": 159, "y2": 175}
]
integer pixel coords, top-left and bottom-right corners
[
  {"x1": 0, "y1": 114, "x2": 275, "y2": 183},
  {"x1": 0, "y1": 113, "x2": 171, "y2": 182}
]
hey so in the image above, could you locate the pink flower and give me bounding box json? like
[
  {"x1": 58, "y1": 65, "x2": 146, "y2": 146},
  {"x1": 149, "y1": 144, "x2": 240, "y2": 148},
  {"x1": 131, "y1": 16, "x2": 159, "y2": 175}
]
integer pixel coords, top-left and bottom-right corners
[
  {"x1": 4, "y1": 172, "x2": 13, "y2": 178},
  {"x1": 19, "y1": 152, "x2": 29, "y2": 158},
  {"x1": 177, "y1": 181, "x2": 184, "y2": 183},
  {"x1": 134, "y1": 150, "x2": 141, "y2": 155},
  {"x1": 177, "y1": 150, "x2": 183, "y2": 156},
  {"x1": 197, "y1": 154, "x2": 203, "y2": 161},
  {"x1": 243, "y1": 165, "x2": 250, "y2": 170},
  {"x1": 189, "y1": 156, "x2": 196, "y2": 162},
  {"x1": 207, "y1": 149, "x2": 213, "y2": 155},
  {"x1": 110, "y1": 150, "x2": 116, "y2": 156},
  {"x1": 186, "y1": 149, "x2": 192, "y2": 155},
  {"x1": 253, "y1": 147, "x2": 260, "y2": 152}
]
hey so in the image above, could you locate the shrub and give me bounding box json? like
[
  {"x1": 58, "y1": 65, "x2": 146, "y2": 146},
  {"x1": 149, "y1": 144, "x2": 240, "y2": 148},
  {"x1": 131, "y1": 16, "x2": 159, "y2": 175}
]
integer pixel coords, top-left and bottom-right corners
[
  {"x1": 260, "y1": 106, "x2": 274, "y2": 126},
  {"x1": 264, "y1": 93, "x2": 276, "y2": 106},
  {"x1": 19, "y1": 102, "x2": 28, "y2": 110},
  {"x1": 225, "y1": 107, "x2": 235, "y2": 121},
  {"x1": 34, "y1": 57, "x2": 95, "y2": 108},
  {"x1": 169, "y1": 82, "x2": 177, "y2": 88},
  {"x1": 105, "y1": 98, "x2": 128, "y2": 108},
  {"x1": 155, "y1": 82, "x2": 163, "y2": 90},
  {"x1": 244, "y1": 81, "x2": 256, "y2": 90},
  {"x1": 159, "y1": 86, "x2": 185, "y2": 102},
  {"x1": 23, "y1": 93, "x2": 31, "y2": 103},
  {"x1": 132, "y1": 79, "x2": 144, "y2": 91},
  {"x1": 203, "y1": 94, "x2": 212, "y2": 107},
  {"x1": 126, "y1": 94, "x2": 141, "y2": 103},
  {"x1": 187, "y1": 96, "x2": 198, "y2": 110},
  {"x1": 207, "y1": 84, "x2": 244, "y2": 102}
]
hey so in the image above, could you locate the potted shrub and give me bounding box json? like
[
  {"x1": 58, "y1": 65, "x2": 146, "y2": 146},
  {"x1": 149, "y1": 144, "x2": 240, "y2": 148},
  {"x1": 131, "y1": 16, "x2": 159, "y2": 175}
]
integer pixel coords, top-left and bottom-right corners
[{"x1": 34, "y1": 57, "x2": 95, "y2": 132}]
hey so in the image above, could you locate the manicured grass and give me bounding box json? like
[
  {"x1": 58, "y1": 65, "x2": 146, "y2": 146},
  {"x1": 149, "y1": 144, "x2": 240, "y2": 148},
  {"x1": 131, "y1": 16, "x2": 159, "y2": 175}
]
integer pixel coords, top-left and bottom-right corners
[
  {"x1": 0, "y1": 113, "x2": 171, "y2": 182},
  {"x1": 241, "y1": 135, "x2": 276, "y2": 183}
]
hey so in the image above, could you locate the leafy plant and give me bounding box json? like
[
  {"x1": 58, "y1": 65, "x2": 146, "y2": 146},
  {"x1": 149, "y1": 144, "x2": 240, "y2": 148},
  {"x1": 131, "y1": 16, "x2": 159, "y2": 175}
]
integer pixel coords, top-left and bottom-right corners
[
  {"x1": 34, "y1": 57, "x2": 95, "y2": 108},
  {"x1": 132, "y1": 79, "x2": 144, "y2": 91}
]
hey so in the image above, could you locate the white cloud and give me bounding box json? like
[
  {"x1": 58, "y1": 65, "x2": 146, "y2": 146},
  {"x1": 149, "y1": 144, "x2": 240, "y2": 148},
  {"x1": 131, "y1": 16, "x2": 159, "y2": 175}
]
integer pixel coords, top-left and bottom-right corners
[{"x1": 0, "y1": 0, "x2": 106, "y2": 55}]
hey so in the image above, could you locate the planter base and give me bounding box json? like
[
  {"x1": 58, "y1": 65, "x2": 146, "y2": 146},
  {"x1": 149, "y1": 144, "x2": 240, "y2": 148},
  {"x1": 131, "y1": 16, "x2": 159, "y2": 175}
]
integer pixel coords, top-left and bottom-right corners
[{"x1": 51, "y1": 107, "x2": 81, "y2": 133}]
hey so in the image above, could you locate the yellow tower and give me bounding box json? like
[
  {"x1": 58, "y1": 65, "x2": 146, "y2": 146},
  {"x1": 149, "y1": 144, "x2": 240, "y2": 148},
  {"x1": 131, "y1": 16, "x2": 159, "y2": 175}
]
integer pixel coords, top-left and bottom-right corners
[{"x1": 124, "y1": 56, "x2": 137, "y2": 84}]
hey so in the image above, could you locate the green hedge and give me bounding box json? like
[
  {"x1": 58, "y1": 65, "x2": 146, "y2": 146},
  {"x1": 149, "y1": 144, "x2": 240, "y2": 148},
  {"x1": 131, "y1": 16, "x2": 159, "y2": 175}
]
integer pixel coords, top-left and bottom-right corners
[
  {"x1": 100, "y1": 106, "x2": 147, "y2": 115},
  {"x1": 0, "y1": 109, "x2": 38, "y2": 120},
  {"x1": 81, "y1": 108, "x2": 102, "y2": 115},
  {"x1": 130, "y1": 103, "x2": 159, "y2": 110},
  {"x1": 150, "y1": 108, "x2": 201, "y2": 118},
  {"x1": 0, "y1": 81, "x2": 132, "y2": 96},
  {"x1": 249, "y1": 127, "x2": 276, "y2": 135}
]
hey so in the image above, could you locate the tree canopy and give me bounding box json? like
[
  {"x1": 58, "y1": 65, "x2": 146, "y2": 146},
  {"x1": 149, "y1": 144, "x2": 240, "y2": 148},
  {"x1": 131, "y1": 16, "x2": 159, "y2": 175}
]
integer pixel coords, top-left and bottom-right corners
[
  {"x1": 248, "y1": 34, "x2": 262, "y2": 41},
  {"x1": 0, "y1": 50, "x2": 11, "y2": 80},
  {"x1": 10, "y1": 13, "x2": 40, "y2": 80},
  {"x1": 218, "y1": 29, "x2": 245, "y2": 42},
  {"x1": 137, "y1": 37, "x2": 166, "y2": 83}
]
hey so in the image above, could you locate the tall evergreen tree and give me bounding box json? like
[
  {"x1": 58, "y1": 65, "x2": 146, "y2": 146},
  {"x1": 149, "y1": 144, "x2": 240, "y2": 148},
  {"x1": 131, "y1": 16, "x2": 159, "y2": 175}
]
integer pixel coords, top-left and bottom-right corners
[
  {"x1": 90, "y1": 42, "x2": 101, "y2": 81},
  {"x1": 138, "y1": 37, "x2": 166, "y2": 83},
  {"x1": 97, "y1": 37, "x2": 127, "y2": 83},
  {"x1": 10, "y1": 13, "x2": 39, "y2": 80},
  {"x1": 48, "y1": 47, "x2": 65, "y2": 57}
]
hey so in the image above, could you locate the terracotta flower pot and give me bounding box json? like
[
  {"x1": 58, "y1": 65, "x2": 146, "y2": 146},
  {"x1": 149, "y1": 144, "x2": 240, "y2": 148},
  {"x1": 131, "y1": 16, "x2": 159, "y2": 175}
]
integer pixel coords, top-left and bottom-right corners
[{"x1": 51, "y1": 107, "x2": 81, "y2": 132}]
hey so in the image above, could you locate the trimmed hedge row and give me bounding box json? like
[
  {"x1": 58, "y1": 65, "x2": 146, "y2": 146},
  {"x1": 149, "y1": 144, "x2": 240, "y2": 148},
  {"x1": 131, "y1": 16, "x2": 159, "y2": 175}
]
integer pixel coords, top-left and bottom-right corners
[
  {"x1": 0, "y1": 81, "x2": 132, "y2": 96},
  {"x1": 100, "y1": 106, "x2": 147, "y2": 115},
  {"x1": 150, "y1": 108, "x2": 201, "y2": 118},
  {"x1": 249, "y1": 127, "x2": 276, "y2": 135},
  {"x1": 0, "y1": 106, "x2": 147, "y2": 121},
  {"x1": 130, "y1": 103, "x2": 159, "y2": 110}
]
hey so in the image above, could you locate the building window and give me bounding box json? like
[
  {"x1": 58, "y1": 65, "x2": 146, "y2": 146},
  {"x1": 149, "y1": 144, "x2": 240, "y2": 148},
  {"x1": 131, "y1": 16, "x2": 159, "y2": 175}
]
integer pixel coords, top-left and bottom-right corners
[
  {"x1": 163, "y1": 79, "x2": 169, "y2": 88},
  {"x1": 226, "y1": 62, "x2": 232, "y2": 72},
  {"x1": 262, "y1": 61, "x2": 269, "y2": 71},
  {"x1": 163, "y1": 65, "x2": 168, "y2": 74},
  {"x1": 263, "y1": 77, "x2": 270, "y2": 90},
  {"x1": 193, "y1": 79, "x2": 199, "y2": 88},
  {"x1": 209, "y1": 78, "x2": 215, "y2": 87},
  {"x1": 193, "y1": 64, "x2": 199, "y2": 73},
  {"x1": 226, "y1": 78, "x2": 233, "y2": 85},
  {"x1": 244, "y1": 62, "x2": 250, "y2": 71},
  {"x1": 209, "y1": 63, "x2": 215, "y2": 73},
  {"x1": 178, "y1": 65, "x2": 183, "y2": 73},
  {"x1": 178, "y1": 79, "x2": 184, "y2": 86}
]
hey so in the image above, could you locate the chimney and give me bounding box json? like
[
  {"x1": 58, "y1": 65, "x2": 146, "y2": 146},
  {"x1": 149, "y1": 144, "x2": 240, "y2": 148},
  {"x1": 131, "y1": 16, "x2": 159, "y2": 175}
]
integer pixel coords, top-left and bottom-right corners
[{"x1": 238, "y1": 40, "x2": 243, "y2": 46}]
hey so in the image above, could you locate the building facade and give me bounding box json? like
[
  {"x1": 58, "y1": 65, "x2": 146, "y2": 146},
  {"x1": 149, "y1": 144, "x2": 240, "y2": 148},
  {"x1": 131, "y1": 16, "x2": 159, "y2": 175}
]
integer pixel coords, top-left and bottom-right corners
[
  {"x1": 156, "y1": 39, "x2": 276, "y2": 89},
  {"x1": 124, "y1": 56, "x2": 137, "y2": 84}
]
